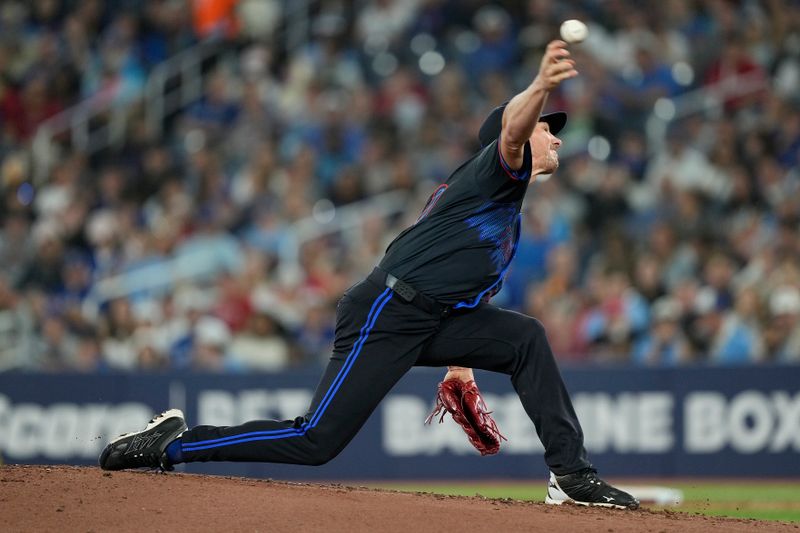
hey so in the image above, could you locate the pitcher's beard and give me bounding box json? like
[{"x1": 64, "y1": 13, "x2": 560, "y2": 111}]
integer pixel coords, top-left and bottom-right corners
[
  {"x1": 544, "y1": 152, "x2": 559, "y2": 172},
  {"x1": 532, "y1": 150, "x2": 560, "y2": 175}
]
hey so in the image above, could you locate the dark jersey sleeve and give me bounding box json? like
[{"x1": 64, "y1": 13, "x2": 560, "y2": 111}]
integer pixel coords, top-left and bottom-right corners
[{"x1": 472, "y1": 136, "x2": 534, "y2": 202}]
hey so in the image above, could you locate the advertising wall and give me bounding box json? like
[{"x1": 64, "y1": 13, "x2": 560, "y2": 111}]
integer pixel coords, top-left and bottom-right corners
[{"x1": 1, "y1": 366, "x2": 798, "y2": 480}]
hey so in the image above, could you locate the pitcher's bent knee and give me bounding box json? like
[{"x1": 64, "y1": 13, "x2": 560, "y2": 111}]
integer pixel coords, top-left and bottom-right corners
[
  {"x1": 301, "y1": 435, "x2": 347, "y2": 466},
  {"x1": 527, "y1": 316, "x2": 547, "y2": 339},
  {"x1": 308, "y1": 445, "x2": 343, "y2": 466},
  {"x1": 511, "y1": 316, "x2": 550, "y2": 372}
]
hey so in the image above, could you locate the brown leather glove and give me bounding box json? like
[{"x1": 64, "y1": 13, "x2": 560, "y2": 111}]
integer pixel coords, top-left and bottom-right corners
[{"x1": 425, "y1": 379, "x2": 506, "y2": 456}]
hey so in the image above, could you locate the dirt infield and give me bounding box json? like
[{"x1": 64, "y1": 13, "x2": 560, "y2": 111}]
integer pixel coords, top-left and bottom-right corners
[{"x1": 1, "y1": 466, "x2": 797, "y2": 532}]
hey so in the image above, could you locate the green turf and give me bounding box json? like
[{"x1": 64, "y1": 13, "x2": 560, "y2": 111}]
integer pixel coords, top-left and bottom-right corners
[
  {"x1": 370, "y1": 482, "x2": 800, "y2": 523},
  {"x1": 669, "y1": 483, "x2": 800, "y2": 522}
]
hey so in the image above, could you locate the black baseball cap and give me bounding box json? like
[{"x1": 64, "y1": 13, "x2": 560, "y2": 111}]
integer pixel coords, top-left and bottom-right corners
[{"x1": 478, "y1": 102, "x2": 567, "y2": 147}]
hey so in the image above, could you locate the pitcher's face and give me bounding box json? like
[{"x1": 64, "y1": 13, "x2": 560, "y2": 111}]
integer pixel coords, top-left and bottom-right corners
[{"x1": 530, "y1": 121, "x2": 562, "y2": 174}]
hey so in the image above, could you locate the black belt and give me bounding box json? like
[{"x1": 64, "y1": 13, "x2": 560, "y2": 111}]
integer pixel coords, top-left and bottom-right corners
[{"x1": 368, "y1": 267, "x2": 451, "y2": 317}]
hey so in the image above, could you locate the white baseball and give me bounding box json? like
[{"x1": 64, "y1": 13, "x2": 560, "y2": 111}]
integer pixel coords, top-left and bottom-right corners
[{"x1": 560, "y1": 19, "x2": 588, "y2": 44}]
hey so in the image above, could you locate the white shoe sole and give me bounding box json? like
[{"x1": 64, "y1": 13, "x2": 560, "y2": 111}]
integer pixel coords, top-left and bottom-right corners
[
  {"x1": 108, "y1": 408, "x2": 186, "y2": 445},
  {"x1": 545, "y1": 496, "x2": 630, "y2": 510}
]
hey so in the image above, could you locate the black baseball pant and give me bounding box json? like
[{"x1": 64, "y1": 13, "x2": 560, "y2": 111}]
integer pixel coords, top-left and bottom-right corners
[{"x1": 179, "y1": 269, "x2": 591, "y2": 475}]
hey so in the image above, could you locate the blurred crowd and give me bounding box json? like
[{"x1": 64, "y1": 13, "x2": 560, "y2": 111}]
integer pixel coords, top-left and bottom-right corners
[{"x1": 0, "y1": 0, "x2": 799, "y2": 373}]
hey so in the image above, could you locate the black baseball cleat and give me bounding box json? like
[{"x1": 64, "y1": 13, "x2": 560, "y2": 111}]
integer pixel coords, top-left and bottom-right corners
[
  {"x1": 99, "y1": 409, "x2": 187, "y2": 471},
  {"x1": 545, "y1": 469, "x2": 640, "y2": 509}
]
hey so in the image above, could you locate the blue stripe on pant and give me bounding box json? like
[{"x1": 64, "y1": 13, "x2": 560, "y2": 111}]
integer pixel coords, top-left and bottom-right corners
[
  {"x1": 179, "y1": 278, "x2": 441, "y2": 466},
  {"x1": 177, "y1": 272, "x2": 592, "y2": 474},
  {"x1": 181, "y1": 288, "x2": 393, "y2": 453}
]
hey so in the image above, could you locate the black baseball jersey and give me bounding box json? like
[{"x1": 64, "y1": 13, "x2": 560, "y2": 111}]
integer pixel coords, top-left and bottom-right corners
[{"x1": 379, "y1": 138, "x2": 534, "y2": 307}]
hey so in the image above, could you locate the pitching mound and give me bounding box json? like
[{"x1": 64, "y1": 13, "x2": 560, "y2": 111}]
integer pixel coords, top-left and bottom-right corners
[{"x1": 1, "y1": 465, "x2": 795, "y2": 532}]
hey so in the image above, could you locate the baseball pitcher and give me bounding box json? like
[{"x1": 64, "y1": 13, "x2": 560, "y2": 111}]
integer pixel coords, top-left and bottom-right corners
[{"x1": 100, "y1": 40, "x2": 639, "y2": 510}]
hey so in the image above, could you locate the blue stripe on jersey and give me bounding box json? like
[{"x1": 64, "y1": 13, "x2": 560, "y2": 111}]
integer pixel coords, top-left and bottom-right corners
[
  {"x1": 453, "y1": 214, "x2": 522, "y2": 309},
  {"x1": 497, "y1": 137, "x2": 530, "y2": 181},
  {"x1": 416, "y1": 183, "x2": 448, "y2": 223},
  {"x1": 464, "y1": 204, "x2": 518, "y2": 269},
  {"x1": 181, "y1": 288, "x2": 394, "y2": 452}
]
